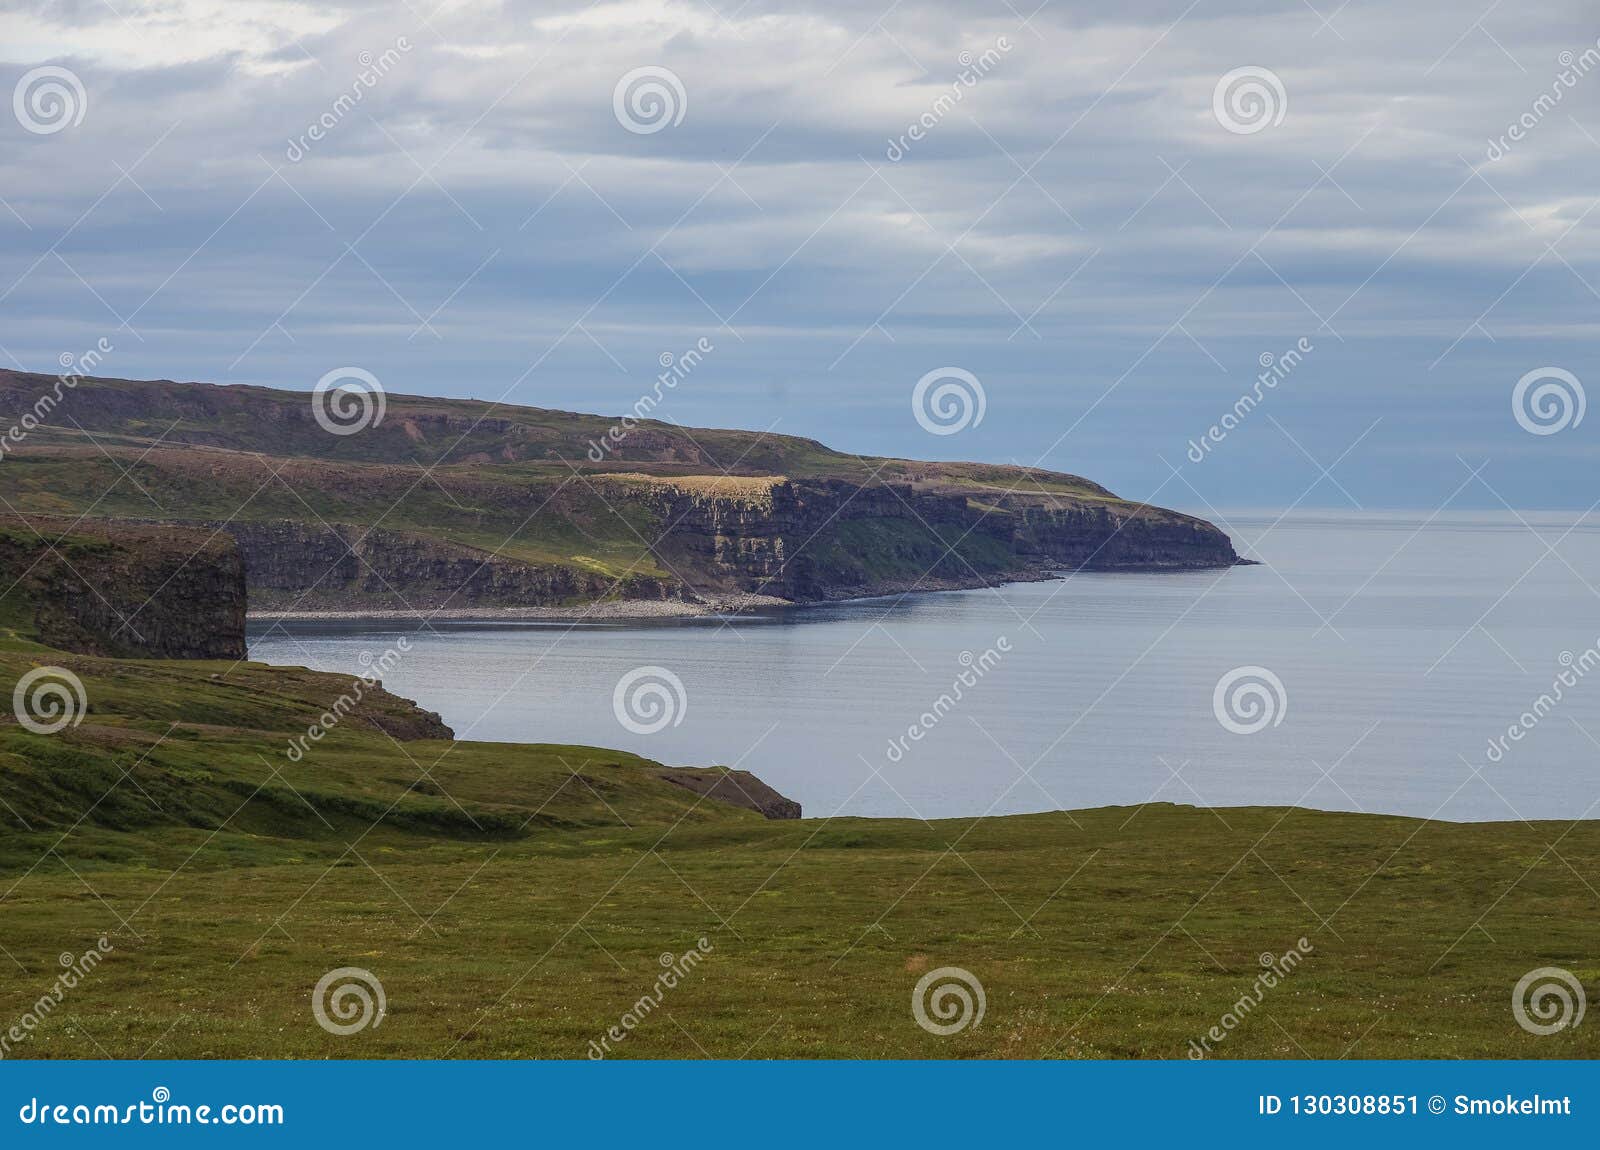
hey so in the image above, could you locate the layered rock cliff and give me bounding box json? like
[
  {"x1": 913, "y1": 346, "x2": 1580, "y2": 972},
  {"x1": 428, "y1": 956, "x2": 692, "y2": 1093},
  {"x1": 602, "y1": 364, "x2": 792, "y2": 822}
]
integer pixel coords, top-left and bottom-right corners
[
  {"x1": 216, "y1": 521, "x2": 676, "y2": 611},
  {"x1": 0, "y1": 519, "x2": 247, "y2": 658},
  {"x1": 640, "y1": 477, "x2": 1240, "y2": 603},
  {"x1": 105, "y1": 474, "x2": 1239, "y2": 612},
  {"x1": 0, "y1": 370, "x2": 1244, "y2": 613}
]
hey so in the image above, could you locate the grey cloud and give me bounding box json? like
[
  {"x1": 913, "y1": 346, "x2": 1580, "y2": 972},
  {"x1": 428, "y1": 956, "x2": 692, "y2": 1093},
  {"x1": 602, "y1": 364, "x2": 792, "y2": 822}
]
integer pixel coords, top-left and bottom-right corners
[{"x1": 1, "y1": 0, "x2": 1598, "y2": 509}]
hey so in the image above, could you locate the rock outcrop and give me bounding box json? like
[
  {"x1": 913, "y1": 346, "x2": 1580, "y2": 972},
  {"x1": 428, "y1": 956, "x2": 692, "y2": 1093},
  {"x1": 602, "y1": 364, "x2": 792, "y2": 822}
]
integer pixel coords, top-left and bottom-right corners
[
  {"x1": 656, "y1": 767, "x2": 802, "y2": 819},
  {"x1": 0, "y1": 518, "x2": 246, "y2": 659},
  {"x1": 642, "y1": 478, "x2": 1241, "y2": 602},
  {"x1": 215, "y1": 521, "x2": 676, "y2": 611},
  {"x1": 116, "y1": 477, "x2": 1239, "y2": 612}
]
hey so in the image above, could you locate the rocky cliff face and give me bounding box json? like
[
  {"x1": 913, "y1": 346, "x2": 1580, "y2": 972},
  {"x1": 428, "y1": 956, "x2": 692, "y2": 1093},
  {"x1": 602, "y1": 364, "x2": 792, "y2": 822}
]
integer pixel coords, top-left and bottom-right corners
[
  {"x1": 0, "y1": 519, "x2": 246, "y2": 658},
  {"x1": 997, "y1": 500, "x2": 1242, "y2": 569},
  {"x1": 121, "y1": 475, "x2": 1238, "y2": 612},
  {"x1": 643, "y1": 478, "x2": 1240, "y2": 602},
  {"x1": 214, "y1": 521, "x2": 675, "y2": 611}
]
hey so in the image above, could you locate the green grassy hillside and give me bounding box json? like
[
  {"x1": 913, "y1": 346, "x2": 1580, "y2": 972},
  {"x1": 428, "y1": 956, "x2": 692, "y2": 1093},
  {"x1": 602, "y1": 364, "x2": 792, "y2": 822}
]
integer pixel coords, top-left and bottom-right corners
[
  {"x1": 0, "y1": 370, "x2": 1117, "y2": 494},
  {"x1": 0, "y1": 631, "x2": 1595, "y2": 1060},
  {"x1": 0, "y1": 640, "x2": 756, "y2": 874}
]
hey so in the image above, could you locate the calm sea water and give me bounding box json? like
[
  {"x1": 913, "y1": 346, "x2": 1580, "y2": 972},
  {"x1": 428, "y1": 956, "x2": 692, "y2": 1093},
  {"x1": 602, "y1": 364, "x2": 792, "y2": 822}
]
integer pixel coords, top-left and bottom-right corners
[{"x1": 248, "y1": 512, "x2": 1600, "y2": 822}]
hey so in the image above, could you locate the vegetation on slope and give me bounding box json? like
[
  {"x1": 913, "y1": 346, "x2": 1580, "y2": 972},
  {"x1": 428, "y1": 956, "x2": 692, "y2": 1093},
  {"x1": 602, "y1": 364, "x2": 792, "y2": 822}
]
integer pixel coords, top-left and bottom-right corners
[
  {"x1": 0, "y1": 640, "x2": 748, "y2": 873},
  {"x1": 0, "y1": 370, "x2": 1235, "y2": 608},
  {"x1": 0, "y1": 370, "x2": 1118, "y2": 495},
  {"x1": 0, "y1": 631, "x2": 1595, "y2": 1060}
]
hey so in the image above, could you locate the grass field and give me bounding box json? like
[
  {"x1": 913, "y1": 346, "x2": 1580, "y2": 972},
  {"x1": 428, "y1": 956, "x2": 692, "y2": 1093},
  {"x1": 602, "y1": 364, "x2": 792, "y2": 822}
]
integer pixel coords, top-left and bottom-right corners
[{"x1": 1, "y1": 638, "x2": 1597, "y2": 1060}]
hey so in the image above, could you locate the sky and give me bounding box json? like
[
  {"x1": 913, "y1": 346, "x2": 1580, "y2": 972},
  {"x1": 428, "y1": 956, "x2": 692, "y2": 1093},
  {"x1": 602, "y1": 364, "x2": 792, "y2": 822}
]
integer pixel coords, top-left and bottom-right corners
[{"x1": 2, "y1": 0, "x2": 1599, "y2": 510}]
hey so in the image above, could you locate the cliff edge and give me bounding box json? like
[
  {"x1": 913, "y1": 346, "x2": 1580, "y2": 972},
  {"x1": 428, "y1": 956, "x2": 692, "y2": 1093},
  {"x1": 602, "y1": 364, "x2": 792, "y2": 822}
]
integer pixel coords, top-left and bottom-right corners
[
  {"x1": 0, "y1": 370, "x2": 1243, "y2": 612},
  {"x1": 0, "y1": 517, "x2": 247, "y2": 659}
]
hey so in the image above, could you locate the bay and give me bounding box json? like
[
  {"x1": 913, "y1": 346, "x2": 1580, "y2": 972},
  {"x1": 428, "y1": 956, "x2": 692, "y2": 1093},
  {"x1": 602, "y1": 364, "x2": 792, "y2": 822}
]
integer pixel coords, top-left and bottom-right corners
[{"x1": 247, "y1": 512, "x2": 1600, "y2": 822}]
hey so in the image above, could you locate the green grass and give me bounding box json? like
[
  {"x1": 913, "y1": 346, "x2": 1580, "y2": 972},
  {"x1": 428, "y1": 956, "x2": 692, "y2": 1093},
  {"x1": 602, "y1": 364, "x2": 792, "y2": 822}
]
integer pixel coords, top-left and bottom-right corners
[
  {"x1": 5, "y1": 802, "x2": 1599, "y2": 1059},
  {"x1": 0, "y1": 639, "x2": 1596, "y2": 1060},
  {"x1": 0, "y1": 456, "x2": 671, "y2": 582}
]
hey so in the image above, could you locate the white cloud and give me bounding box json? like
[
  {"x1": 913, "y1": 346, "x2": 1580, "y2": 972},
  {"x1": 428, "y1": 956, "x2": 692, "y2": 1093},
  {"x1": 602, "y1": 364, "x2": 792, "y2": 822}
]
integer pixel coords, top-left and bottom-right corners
[{"x1": 5, "y1": 0, "x2": 345, "y2": 71}]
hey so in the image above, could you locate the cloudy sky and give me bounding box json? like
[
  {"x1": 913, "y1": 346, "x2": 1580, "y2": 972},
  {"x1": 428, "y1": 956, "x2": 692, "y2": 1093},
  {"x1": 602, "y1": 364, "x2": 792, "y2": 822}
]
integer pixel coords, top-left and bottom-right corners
[{"x1": 2, "y1": 0, "x2": 1598, "y2": 509}]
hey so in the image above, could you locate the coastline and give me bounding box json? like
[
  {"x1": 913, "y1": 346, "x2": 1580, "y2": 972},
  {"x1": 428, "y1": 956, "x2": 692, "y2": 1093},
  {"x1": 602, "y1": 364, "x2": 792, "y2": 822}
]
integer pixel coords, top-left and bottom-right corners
[
  {"x1": 244, "y1": 560, "x2": 1248, "y2": 623},
  {"x1": 247, "y1": 591, "x2": 795, "y2": 623},
  {"x1": 246, "y1": 570, "x2": 1071, "y2": 623}
]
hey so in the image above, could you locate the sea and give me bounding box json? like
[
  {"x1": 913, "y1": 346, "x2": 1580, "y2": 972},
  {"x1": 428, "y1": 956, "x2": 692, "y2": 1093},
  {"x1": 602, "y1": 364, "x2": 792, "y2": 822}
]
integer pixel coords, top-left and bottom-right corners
[{"x1": 248, "y1": 511, "x2": 1600, "y2": 822}]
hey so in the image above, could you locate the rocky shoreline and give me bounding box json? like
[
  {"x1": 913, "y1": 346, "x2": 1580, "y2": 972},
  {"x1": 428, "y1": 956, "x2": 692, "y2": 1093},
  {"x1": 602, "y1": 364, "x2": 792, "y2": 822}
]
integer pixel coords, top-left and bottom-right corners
[
  {"x1": 245, "y1": 558, "x2": 1251, "y2": 624},
  {"x1": 248, "y1": 591, "x2": 794, "y2": 623}
]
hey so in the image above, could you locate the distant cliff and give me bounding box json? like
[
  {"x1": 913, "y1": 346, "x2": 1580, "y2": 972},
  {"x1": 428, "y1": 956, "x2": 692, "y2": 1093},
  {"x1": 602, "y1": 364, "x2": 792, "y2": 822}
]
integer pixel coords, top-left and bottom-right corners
[
  {"x1": 641, "y1": 477, "x2": 1239, "y2": 603},
  {"x1": 0, "y1": 370, "x2": 1243, "y2": 612},
  {"x1": 138, "y1": 481, "x2": 1237, "y2": 611},
  {"x1": 0, "y1": 518, "x2": 246, "y2": 658},
  {"x1": 217, "y1": 520, "x2": 676, "y2": 611}
]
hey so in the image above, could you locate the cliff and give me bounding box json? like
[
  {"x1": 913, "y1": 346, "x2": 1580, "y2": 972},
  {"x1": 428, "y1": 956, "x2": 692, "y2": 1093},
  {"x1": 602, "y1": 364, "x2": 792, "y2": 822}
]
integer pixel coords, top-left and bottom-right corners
[
  {"x1": 133, "y1": 480, "x2": 1236, "y2": 611},
  {"x1": 0, "y1": 518, "x2": 247, "y2": 659},
  {"x1": 216, "y1": 520, "x2": 676, "y2": 611},
  {"x1": 0, "y1": 370, "x2": 1243, "y2": 612},
  {"x1": 639, "y1": 476, "x2": 1239, "y2": 603}
]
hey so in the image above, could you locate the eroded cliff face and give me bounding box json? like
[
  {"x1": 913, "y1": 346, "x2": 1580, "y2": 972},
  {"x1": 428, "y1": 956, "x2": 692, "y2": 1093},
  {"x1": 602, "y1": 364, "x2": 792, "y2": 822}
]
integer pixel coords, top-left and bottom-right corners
[
  {"x1": 0, "y1": 519, "x2": 246, "y2": 658},
  {"x1": 100, "y1": 480, "x2": 1236, "y2": 614},
  {"x1": 998, "y1": 500, "x2": 1242, "y2": 570},
  {"x1": 216, "y1": 521, "x2": 675, "y2": 611},
  {"x1": 641, "y1": 479, "x2": 1240, "y2": 602}
]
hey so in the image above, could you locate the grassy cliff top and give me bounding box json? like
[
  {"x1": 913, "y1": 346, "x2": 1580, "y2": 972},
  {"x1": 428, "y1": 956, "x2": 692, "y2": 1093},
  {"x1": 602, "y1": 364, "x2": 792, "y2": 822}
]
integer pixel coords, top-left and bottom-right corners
[{"x1": 0, "y1": 638, "x2": 757, "y2": 869}]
